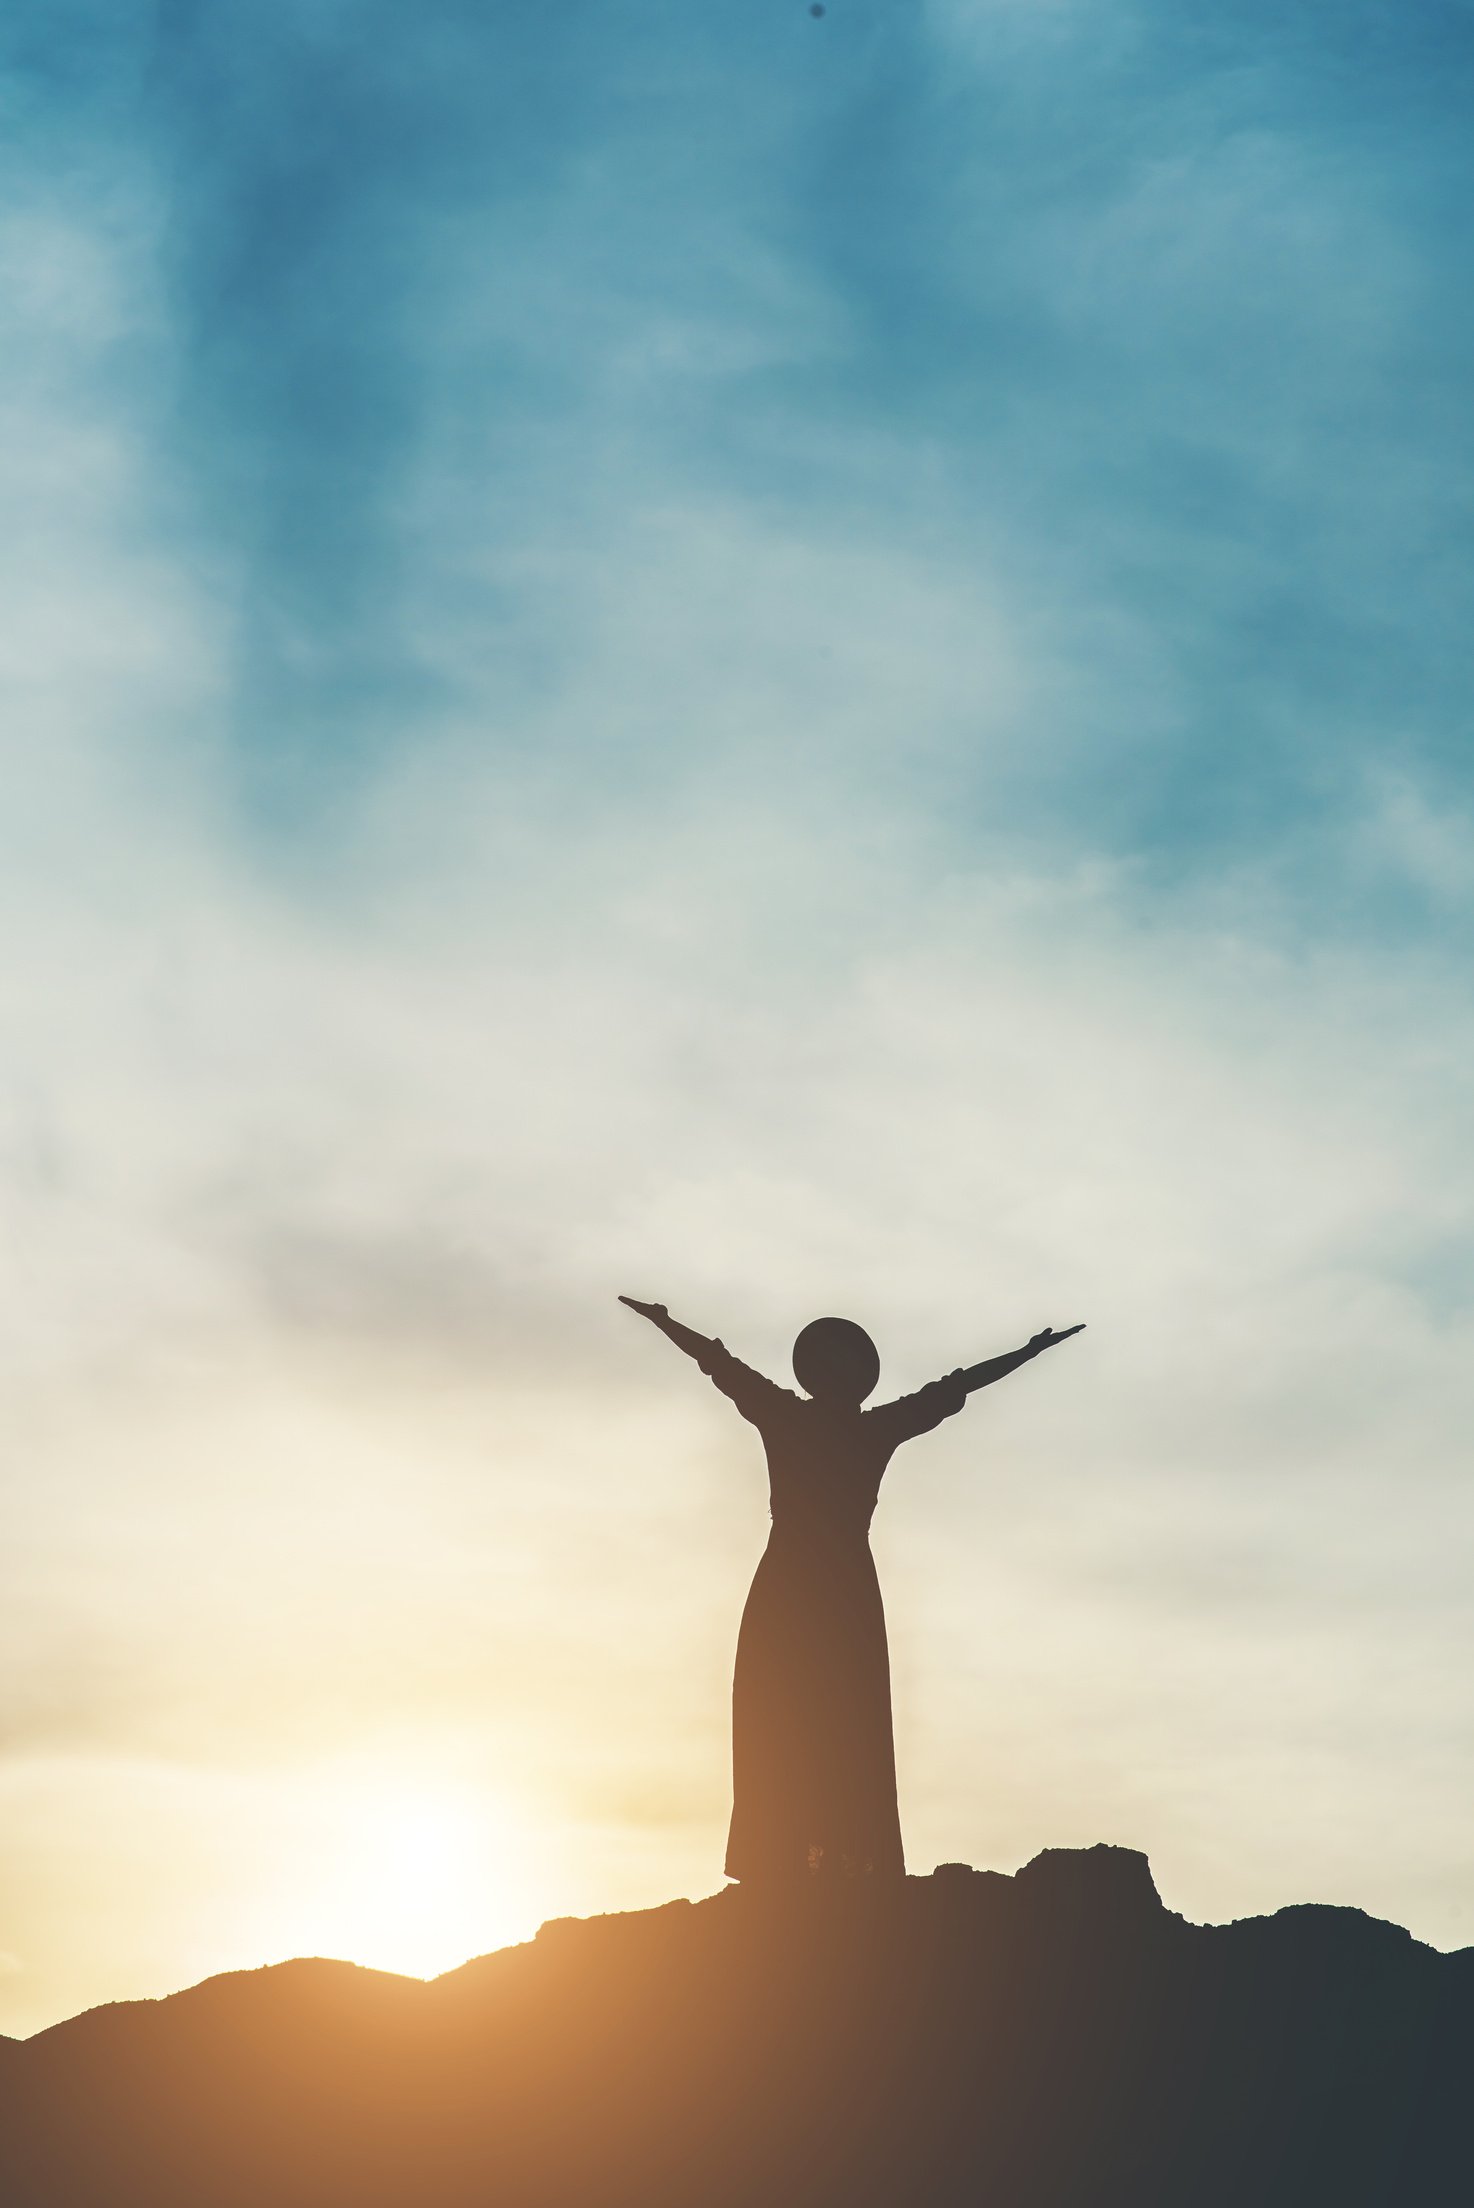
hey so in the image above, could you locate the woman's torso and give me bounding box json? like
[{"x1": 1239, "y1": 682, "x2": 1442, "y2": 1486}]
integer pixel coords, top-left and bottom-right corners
[{"x1": 757, "y1": 1399, "x2": 893, "y2": 1546}]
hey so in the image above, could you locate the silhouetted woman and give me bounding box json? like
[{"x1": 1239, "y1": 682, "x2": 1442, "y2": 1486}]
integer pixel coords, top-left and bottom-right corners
[{"x1": 619, "y1": 1298, "x2": 1083, "y2": 1886}]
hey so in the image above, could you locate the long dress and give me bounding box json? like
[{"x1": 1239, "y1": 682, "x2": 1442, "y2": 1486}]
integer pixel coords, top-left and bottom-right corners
[{"x1": 701, "y1": 1342, "x2": 967, "y2": 1883}]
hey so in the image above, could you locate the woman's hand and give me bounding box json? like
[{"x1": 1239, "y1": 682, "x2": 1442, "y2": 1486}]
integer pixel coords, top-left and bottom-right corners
[
  {"x1": 619, "y1": 1295, "x2": 669, "y2": 1321},
  {"x1": 1026, "y1": 1324, "x2": 1085, "y2": 1354}
]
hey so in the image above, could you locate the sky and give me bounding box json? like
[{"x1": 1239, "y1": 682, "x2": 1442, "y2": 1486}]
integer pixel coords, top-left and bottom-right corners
[{"x1": 3, "y1": 0, "x2": 1474, "y2": 2036}]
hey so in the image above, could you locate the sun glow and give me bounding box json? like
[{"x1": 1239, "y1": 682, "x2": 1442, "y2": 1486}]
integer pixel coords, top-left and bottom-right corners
[{"x1": 248, "y1": 1775, "x2": 551, "y2": 1982}]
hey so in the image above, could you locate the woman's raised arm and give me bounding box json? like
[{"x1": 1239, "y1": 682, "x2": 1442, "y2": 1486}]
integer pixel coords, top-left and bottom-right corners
[
  {"x1": 620, "y1": 1297, "x2": 791, "y2": 1431},
  {"x1": 618, "y1": 1296, "x2": 719, "y2": 1364},
  {"x1": 960, "y1": 1323, "x2": 1084, "y2": 1395}
]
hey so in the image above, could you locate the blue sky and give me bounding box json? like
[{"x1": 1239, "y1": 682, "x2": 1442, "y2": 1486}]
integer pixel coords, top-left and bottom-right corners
[
  {"x1": 12, "y1": 0, "x2": 1474, "y2": 861},
  {"x1": 3, "y1": 0, "x2": 1474, "y2": 2032}
]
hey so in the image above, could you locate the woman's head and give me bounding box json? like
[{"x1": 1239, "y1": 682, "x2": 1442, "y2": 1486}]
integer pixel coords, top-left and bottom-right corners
[{"x1": 792, "y1": 1317, "x2": 880, "y2": 1406}]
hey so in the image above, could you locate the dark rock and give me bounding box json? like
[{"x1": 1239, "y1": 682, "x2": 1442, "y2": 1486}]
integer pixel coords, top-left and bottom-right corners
[
  {"x1": 1014, "y1": 1841, "x2": 1164, "y2": 1919},
  {"x1": 1, "y1": 1855, "x2": 1468, "y2": 2207}
]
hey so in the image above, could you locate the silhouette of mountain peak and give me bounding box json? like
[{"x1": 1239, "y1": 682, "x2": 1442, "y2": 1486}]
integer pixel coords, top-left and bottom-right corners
[{"x1": 3, "y1": 1851, "x2": 1469, "y2": 2206}]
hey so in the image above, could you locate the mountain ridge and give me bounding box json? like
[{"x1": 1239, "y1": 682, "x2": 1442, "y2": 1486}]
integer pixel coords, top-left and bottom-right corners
[{"x1": 3, "y1": 1844, "x2": 1469, "y2": 2205}]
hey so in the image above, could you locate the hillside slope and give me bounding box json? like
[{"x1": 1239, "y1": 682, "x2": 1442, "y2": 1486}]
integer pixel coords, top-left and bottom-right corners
[{"x1": 3, "y1": 1846, "x2": 1469, "y2": 2207}]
